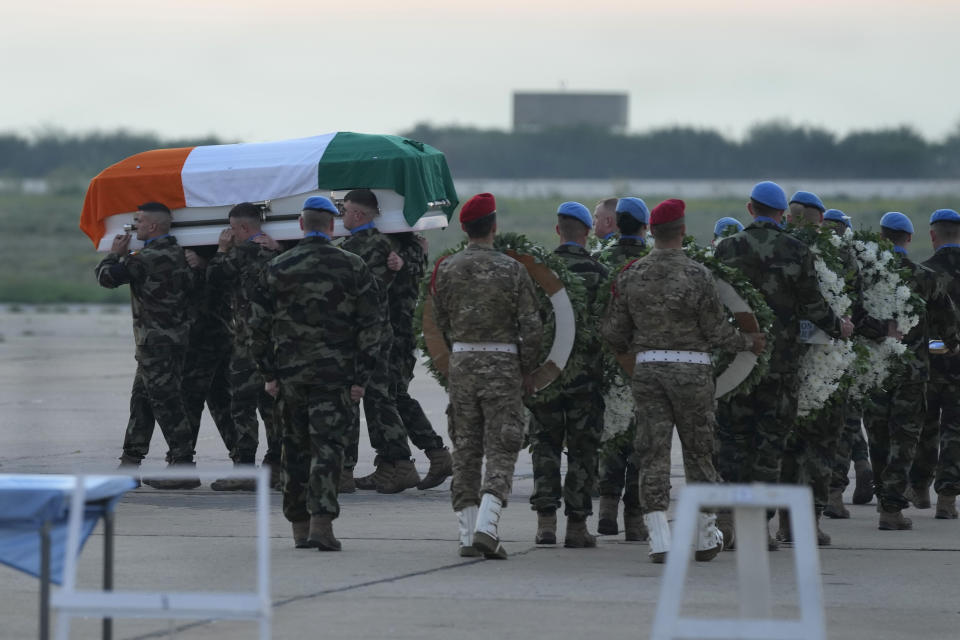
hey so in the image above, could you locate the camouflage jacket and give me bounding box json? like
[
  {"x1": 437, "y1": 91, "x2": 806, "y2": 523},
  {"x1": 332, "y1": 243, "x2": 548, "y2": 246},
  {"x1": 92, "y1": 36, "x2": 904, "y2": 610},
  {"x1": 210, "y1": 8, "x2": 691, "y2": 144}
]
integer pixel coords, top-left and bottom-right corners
[
  {"x1": 248, "y1": 235, "x2": 383, "y2": 388},
  {"x1": 431, "y1": 242, "x2": 543, "y2": 375},
  {"x1": 388, "y1": 232, "x2": 428, "y2": 342},
  {"x1": 791, "y1": 224, "x2": 887, "y2": 341},
  {"x1": 553, "y1": 243, "x2": 610, "y2": 394},
  {"x1": 341, "y1": 227, "x2": 396, "y2": 344},
  {"x1": 206, "y1": 239, "x2": 282, "y2": 350},
  {"x1": 923, "y1": 246, "x2": 960, "y2": 383},
  {"x1": 897, "y1": 252, "x2": 960, "y2": 384},
  {"x1": 714, "y1": 219, "x2": 842, "y2": 372},
  {"x1": 95, "y1": 235, "x2": 193, "y2": 347},
  {"x1": 187, "y1": 260, "x2": 232, "y2": 352},
  {"x1": 602, "y1": 248, "x2": 753, "y2": 355},
  {"x1": 606, "y1": 237, "x2": 649, "y2": 267}
]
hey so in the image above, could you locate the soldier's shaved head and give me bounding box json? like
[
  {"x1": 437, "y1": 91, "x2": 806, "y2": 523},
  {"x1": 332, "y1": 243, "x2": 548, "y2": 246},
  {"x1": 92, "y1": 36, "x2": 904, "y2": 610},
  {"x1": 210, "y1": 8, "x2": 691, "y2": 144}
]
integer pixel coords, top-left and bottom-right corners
[
  {"x1": 301, "y1": 209, "x2": 334, "y2": 233},
  {"x1": 557, "y1": 216, "x2": 589, "y2": 243},
  {"x1": 932, "y1": 221, "x2": 960, "y2": 244},
  {"x1": 788, "y1": 202, "x2": 822, "y2": 226}
]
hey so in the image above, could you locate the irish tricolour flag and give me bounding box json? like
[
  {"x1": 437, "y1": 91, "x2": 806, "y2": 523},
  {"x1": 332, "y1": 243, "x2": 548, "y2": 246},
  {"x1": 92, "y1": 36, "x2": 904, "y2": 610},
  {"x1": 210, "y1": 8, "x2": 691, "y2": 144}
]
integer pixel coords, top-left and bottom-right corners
[{"x1": 80, "y1": 132, "x2": 458, "y2": 248}]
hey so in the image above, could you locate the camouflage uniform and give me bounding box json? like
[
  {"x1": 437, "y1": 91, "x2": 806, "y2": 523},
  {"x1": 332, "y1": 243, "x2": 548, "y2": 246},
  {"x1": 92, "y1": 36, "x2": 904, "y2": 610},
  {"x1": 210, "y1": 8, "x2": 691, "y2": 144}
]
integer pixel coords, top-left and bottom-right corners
[
  {"x1": 830, "y1": 404, "x2": 870, "y2": 493},
  {"x1": 597, "y1": 237, "x2": 648, "y2": 515},
  {"x1": 781, "y1": 227, "x2": 886, "y2": 513},
  {"x1": 207, "y1": 239, "x2": 282, "y2": 465},
  {"x1": 911, "y1": 246, "x2": 960, "y2": 498},
  {"x1": 180, "y1": 260, "x2": 236, "y2": 458},
  {"x1": 601, "y1": 248, "x2": 754, "y2": 512},
  {"x1": 388, "y1": 232, "x2": 445, "y2": 452},
  {"x1": 249, "y1": 234, "x2": 382, "y2": 522},
  {"x1": 95, "y1": 235, "x2": 195, "y2": 462},
  {"x1": 431, "y1": 243, "x2": 542, "y2": 511},
  {"x1": 714, "y1": 219, "x2": 842, "y2": 486},
  {"x1": 863, "y1": 251, "x2": 960, "y2": 512},
  {"x1": 340, "y1": 227, "x2": 413, "y2": 466},
  {"x1": 528, "y1": 244, "x2": 609, "y2": 520}
]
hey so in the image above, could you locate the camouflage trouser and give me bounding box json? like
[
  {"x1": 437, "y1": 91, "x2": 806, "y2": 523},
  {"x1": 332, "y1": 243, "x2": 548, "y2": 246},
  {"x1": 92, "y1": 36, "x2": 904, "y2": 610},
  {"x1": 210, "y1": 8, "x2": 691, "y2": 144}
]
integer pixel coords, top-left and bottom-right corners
[
  {"x1": 632, "y1": 363, "x2": 721, "y2": 513},
  {"x1": 863, "y1": 384, "x2": 926, "y2": 512},
  {"x1": 528, "y1": 390, "x2": 604, "y2": 519},
  {"x1": 278, "y1": 383, "x2": 352, "y2": 522},
  {"x1": 830, "y1": 401, "x2": 869, "y2": 492},
  {"x1": 597, "y1": 419, "x2": 641, "y2": 514},
  {"x1": 229, "y1": 351, "x2": 279, "y2": 464},
  {"x1": 780, "y1": 399, "x2": 845, "y2": 512},
  {"x1": 122, "y1": 345, "x2": 194, "y2": 462},
  {"x1": 344, "y1": 342, "x2": 411, "y2": 467},
  {"x1": 448, "y1": 352, "x2": 525, "y2": 512},
  {"x1": 716, "y1": 371, "x2": 798, "y2": 486},
  {"x1": 181, "y1": 345, "x2": 235, "y2": 458},
  {"x1": 391, "y1": 337, "x2": 444, "y2": 452},
  {"x1": 911, "y1": 382, "x2": 960, "y2": 496}
]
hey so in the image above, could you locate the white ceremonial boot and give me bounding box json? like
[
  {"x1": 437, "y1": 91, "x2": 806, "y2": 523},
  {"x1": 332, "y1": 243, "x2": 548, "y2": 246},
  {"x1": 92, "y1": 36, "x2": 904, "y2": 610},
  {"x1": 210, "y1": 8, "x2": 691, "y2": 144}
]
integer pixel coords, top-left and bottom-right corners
[
  {"x1": 457, "y1": 505, "x2": 481, "y2": 557},
  {"x1": 474, "y1": 493, "x2": 508, "y2": 559},
  {"x1": 694, "y1": 512, "x2": 724, "y2": 562},
  {"x1": 644, "y1": 511, "x2": 671, "y2": 564}
]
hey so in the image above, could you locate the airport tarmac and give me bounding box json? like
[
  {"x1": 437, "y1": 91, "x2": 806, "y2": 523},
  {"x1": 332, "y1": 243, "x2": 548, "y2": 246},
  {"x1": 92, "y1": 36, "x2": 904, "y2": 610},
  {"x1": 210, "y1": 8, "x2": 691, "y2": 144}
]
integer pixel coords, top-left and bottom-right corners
[{"x1": 1, "y1": 307, "x2": 958, "y2": 639}]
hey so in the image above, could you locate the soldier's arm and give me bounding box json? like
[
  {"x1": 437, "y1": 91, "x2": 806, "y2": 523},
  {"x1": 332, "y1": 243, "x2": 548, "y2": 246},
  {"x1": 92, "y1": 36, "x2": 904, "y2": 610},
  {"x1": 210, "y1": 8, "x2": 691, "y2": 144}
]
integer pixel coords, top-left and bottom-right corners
[
  {"x1": 370, "y1": 239, "x2": 397, "y2": 290},
  {"x1": 796, "y1": 248, "x2": 842, "y2": 338},
  {"x1": 600, "y1": 273, "x2": 634, "y2": 354},
  {"x1": 698, "y1": 274, "x2": 754, "y2": 353},
  {"x1": 206, "y1": 249, "x2": 239, "y2": 287},
  {"x1": 516, "y1": 267, "x2": 543, "y2": 375},
  {"x1": 94, "y1": 253, "x2": 132, "y2": 289},
  {"x1": 248, "y1": 268, "x2": 277, "y2": 382},
  {"x1": 927, "y1": 274, "x2": 960, "y2": 350},
  {"x1": 353, "y1": 263, "x2": 384, "y2": 390}
]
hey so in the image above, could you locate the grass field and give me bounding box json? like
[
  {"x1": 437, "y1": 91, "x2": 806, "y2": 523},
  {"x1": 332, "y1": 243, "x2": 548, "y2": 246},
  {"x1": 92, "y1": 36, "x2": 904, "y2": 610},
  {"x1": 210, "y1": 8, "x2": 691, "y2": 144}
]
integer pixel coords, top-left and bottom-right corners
[{"x1": 0, "y1": 190, "x2": 950, "y2": 303}]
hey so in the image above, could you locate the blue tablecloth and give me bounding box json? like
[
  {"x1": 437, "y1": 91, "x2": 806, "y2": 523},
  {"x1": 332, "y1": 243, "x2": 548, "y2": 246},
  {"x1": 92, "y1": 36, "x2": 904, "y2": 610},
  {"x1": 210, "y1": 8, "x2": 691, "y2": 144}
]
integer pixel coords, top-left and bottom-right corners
[{"x1": 0, "y1": 475, "x2": 137, "y2": 585}]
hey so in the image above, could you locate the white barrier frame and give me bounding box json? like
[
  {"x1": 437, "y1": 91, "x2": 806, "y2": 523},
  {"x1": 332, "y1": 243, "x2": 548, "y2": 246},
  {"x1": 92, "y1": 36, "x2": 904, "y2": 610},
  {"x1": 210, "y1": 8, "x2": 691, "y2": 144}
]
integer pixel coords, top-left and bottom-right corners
[
  {"x1": 651, "y1": 483, "x2": 826, "y2": 640},
  {"x1": 51, "y1": 467, "x2": 272, "y2": 640}
]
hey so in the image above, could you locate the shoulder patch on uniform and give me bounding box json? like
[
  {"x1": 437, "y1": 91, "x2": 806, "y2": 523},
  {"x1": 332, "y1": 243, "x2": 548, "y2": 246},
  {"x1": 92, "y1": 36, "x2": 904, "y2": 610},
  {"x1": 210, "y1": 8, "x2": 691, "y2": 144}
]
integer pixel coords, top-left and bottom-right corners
[
  {"x1": 429, "y1": 254, "x2": 451, "y2": 295},
  {"x1": 612, "y1": 257, "x2": 643, "y2": 299}
]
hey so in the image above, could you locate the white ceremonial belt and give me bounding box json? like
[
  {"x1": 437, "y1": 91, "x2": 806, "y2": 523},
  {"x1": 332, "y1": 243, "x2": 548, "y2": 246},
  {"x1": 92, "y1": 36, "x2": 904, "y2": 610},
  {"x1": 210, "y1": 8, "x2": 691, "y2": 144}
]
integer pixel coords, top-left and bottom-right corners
[
  {"x1": 451, "y1": 342, "x2": 518, "y2": 354},
  {"x1": 636, "y1": 350, "x2": 711, "y2": 365}
]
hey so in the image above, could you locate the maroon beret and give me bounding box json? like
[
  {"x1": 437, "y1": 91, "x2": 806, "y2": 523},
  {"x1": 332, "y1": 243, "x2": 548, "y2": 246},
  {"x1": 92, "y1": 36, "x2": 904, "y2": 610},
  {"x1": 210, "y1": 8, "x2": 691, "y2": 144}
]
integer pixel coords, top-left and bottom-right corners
[
  {"x1": 460, "y1": 193, "x2": 496, "y2": 223},
  {"x1": 650, "y1": 199, "x2": 685, "y2": 225}
]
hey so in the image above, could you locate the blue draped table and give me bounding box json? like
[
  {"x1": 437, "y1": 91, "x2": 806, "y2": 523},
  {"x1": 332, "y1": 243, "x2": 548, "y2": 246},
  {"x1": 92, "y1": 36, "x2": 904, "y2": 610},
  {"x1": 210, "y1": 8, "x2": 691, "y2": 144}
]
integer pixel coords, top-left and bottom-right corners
[{"x1": 0, "y1": 474, "x2": 138, "y2": 640}]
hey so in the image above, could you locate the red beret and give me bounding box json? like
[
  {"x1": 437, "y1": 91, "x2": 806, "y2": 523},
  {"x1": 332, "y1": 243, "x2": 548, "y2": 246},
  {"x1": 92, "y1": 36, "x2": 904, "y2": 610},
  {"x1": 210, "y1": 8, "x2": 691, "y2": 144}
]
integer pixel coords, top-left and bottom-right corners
[
  {"x1": 650, "y1": 199, "x2": 685, "y2": 225},
  {"x1": 460, "y1": 193, "x2": 496, "y2": 223}
]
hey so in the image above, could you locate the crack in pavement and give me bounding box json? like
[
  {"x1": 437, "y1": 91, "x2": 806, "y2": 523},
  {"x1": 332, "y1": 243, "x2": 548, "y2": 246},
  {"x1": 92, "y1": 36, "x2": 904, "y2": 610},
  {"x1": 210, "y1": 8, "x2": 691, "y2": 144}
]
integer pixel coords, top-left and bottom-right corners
[{"x1": 122, "y1": 545, "x2": 539, "y2": 640}]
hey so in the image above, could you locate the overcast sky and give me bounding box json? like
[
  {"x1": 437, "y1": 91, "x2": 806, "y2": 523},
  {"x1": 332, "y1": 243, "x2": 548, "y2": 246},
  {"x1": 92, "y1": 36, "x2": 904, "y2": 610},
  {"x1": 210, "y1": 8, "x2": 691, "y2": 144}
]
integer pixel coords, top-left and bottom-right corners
[{"x1": 3, "y1": 0, "x2": 959, "y2": 143}]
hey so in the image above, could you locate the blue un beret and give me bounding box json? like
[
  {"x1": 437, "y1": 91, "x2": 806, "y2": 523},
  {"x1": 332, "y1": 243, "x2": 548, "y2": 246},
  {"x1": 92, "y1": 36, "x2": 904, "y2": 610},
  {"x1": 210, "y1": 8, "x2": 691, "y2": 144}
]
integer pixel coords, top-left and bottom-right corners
[
  {"x1": 302, "y1": 196, "x2": 339, "y2": 216},
  {"x1": 557, "y1": 201, "x2": 593, "y2": 229},
  {"x1": 880, "y1": 212, "x2": 914, "y2": 234},
  {"x1": 714, "y1": 217, "x2": 744, "y2": 237},
  {"x1": 823, "y1": 209, "x2": 852, "y2": 229},
  {"x1": 930, "y1": 208, "x2": 960, "y2": 224},
  {"x1": 789, "y1": 191, "x2": 826, "y2": 212},
  {"x1": 615, "y1": 197, "x2": 649, "y2": 224},
  {"x1": 750, "y1": 181, "x2": 788, "y2": 211}
]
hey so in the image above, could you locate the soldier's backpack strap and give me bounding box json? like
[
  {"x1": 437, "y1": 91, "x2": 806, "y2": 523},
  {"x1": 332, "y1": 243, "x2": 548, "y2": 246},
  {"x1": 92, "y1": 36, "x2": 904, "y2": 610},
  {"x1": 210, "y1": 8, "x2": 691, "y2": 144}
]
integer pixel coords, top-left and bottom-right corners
[{"x1": 611, "y1": 257, "x2": 642, "y2": 299}]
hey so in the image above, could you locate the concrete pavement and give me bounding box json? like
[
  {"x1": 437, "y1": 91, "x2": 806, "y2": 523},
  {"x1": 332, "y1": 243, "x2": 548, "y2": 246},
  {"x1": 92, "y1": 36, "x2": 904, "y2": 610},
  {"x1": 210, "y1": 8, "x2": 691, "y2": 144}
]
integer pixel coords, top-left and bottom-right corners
[{"x1": 1, "y1": 307, "x2": 958, "y2": 639}]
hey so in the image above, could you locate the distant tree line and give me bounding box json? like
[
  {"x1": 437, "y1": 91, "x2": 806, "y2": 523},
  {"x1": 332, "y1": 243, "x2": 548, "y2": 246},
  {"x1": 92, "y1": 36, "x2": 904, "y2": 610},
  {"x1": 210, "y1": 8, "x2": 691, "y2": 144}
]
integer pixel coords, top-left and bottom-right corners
[
  {"x1": 402, "y1": 121, "x2": 960, "y2": 179},
  {"x1": 0, "y1": 128, "x2": 224, "y2": 182},
  {"x1": 2, "y1": 121, "x2": 959, "y2": 180}
]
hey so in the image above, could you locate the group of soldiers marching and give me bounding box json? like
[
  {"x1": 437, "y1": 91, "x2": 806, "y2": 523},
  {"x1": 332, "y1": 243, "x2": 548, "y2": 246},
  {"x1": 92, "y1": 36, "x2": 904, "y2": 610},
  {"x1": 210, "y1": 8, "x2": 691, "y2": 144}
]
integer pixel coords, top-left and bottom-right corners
[
  {"x1": 96, "y1": 180, "x2": 960, "y2": 560},
  {"x1": 96, "y1": 191, "x2": 452, "y2": 549}
]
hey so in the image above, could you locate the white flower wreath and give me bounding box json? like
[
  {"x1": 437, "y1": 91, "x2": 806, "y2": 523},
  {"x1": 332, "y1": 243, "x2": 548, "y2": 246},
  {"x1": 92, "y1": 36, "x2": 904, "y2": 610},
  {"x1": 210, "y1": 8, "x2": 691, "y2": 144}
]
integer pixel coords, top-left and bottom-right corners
[{"x1": 797, "y1": 231, "x2": 857, "y2": 417}]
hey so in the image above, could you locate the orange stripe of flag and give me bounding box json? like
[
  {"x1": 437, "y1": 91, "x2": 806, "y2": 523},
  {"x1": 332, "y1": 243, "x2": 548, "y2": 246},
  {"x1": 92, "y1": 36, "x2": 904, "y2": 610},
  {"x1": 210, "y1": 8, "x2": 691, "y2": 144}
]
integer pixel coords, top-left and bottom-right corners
[{"x1": 79, "y1": 146, "x2": 195, "y2": 247}]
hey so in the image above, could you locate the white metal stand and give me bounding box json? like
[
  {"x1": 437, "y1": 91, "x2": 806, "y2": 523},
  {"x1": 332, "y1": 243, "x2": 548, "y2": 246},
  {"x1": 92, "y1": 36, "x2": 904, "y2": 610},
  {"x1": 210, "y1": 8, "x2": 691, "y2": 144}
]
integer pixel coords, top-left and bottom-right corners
[
  {"x1": 51, "y1": 468, "x2": 272, "y2": 640},
  {"x1": 651, "y1": 483, "x2": 826, "y2": 640}
]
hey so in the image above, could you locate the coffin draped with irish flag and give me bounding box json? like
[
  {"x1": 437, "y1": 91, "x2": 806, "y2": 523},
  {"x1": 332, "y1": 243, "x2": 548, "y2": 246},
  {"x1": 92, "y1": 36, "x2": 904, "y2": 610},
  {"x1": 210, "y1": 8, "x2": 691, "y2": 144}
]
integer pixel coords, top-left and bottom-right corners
[{"x1": 80, "y1": 132, "x2": 459, "y2": 251}]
